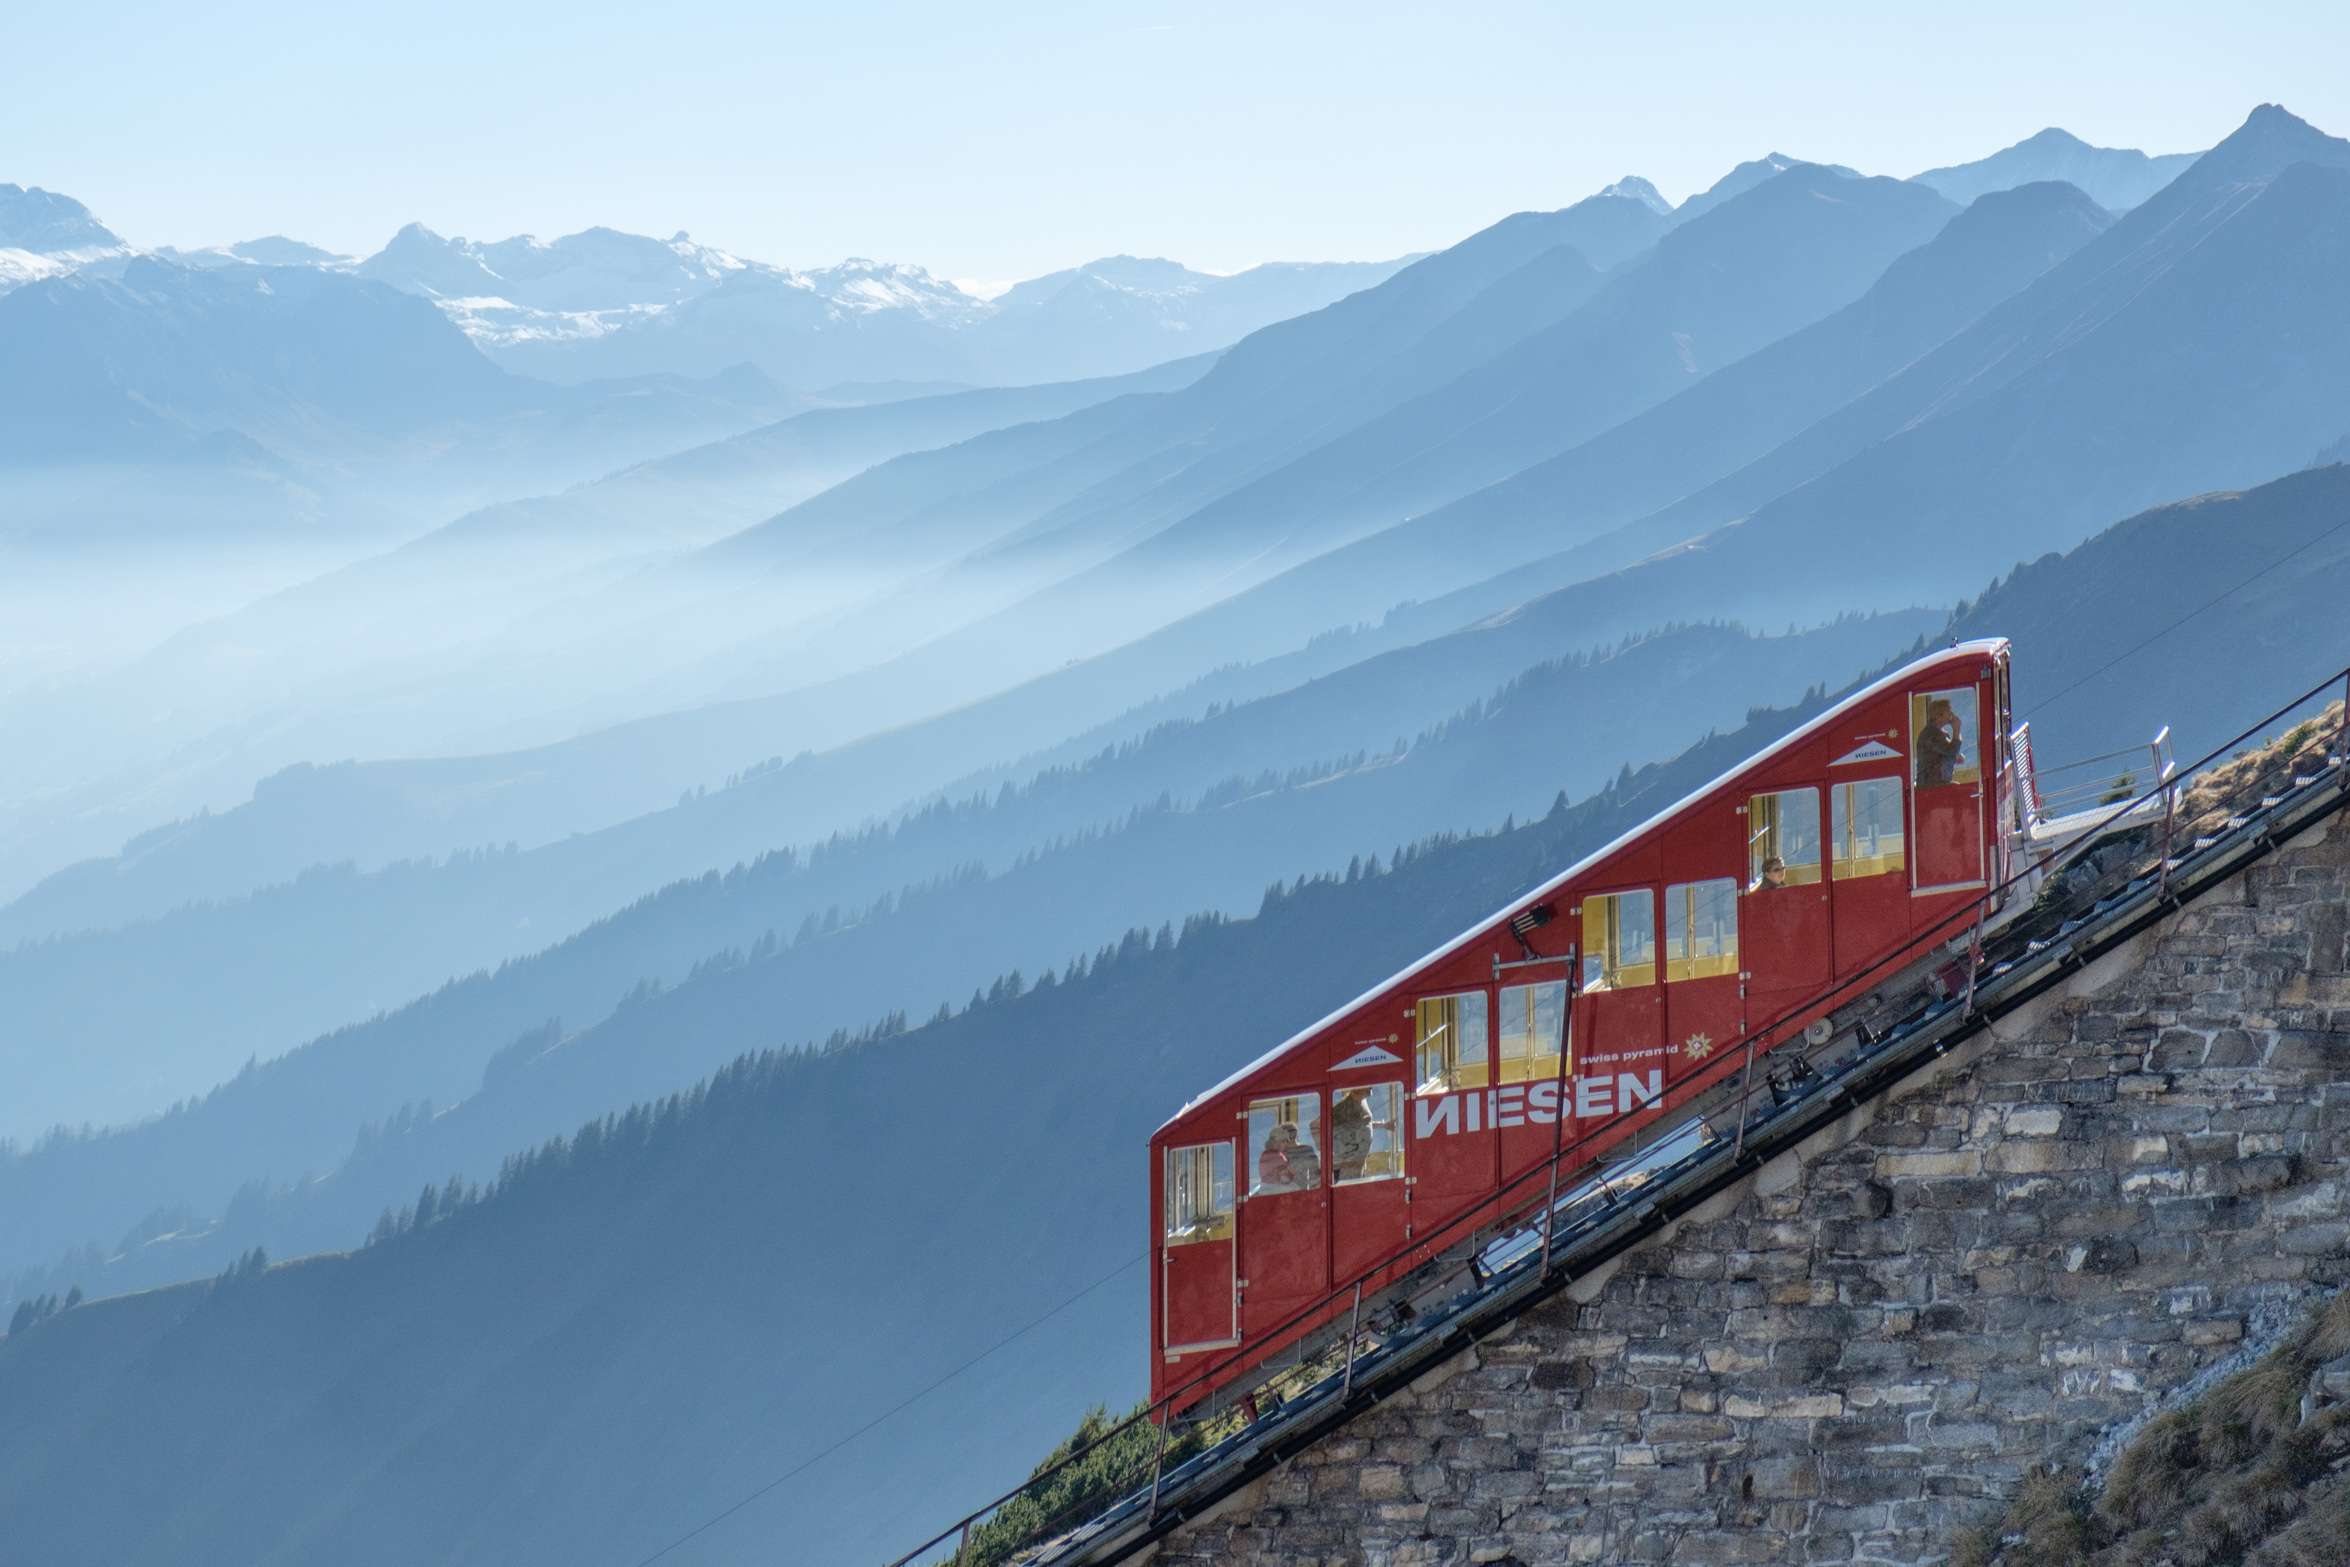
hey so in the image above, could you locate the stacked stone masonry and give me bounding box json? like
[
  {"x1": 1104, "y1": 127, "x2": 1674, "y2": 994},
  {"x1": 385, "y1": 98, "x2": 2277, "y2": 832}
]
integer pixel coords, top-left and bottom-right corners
[{"x1": 1156, "y1": 816, "x2": 2350, "y2": 1566}]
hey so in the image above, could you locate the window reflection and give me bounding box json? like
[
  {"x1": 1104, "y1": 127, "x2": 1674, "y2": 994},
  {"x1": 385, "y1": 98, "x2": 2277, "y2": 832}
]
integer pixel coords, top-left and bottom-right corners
[
  {"x1": 1164, "y1": 1142, "x2": 1234, "y2": 1244},
  {"x1": 1833, "y1": 777, "x2": 1906, "y2": 880},
  {"x1": 1248, "y1": 1095, "x2": 1322, "y2": 1196},
  {"x1": 1414, "y1": 991, "x2": 1491, "y2": 1096},
  {"x1": 1911, "y1": 687, "x2": 1980, "y2": 790},
  {"x1": 1582, "y1": 891, "x2": 1656, "y2": 992},
  {"x1": 1497, "y1": 980, "x2": 1567, "y2": 1084},
  {"x1": 1665, "y1": 879, "x2": 1740, "y2": 982},
  {"x1": 1332, "y1": 1083, "x2": 1404, "y2": 1183},
  {"x1": 1747, "y1": 789, "x2": 1822, "y2": 891}
]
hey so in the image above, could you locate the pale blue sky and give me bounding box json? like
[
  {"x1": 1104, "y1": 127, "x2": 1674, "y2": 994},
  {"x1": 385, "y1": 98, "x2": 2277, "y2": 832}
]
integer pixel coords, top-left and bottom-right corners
[{"x1": 8, "y1": 0, "x2": 2344, "y2": 282}]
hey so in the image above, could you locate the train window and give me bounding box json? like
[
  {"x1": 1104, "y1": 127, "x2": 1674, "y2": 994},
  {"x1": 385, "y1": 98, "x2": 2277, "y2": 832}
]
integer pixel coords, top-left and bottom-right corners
[
  {"x1": 1581, "y1": 891, "x2": 1656, "y2": 992},
  {"x1": 1331, "y1": 1083, "x2": 1404, "y2": 1183},
  {"x1": 1832, "y1": 777, "x2": 1907, "y2": 880},
  {"x1": 1911, "y1": 687, "x2": 1981, "y2": 790},
  {"x1": 1497, "y1": 980, "x2": 1567, "y2": 1083},
  {"x1": 1163, "y1": 1143, "x2": 1234, "y2": 1245},
  {"x1": 1413, "y1": 991, "x2": 1490, "y2": 1096},
  {"x1": 1247, "y1": 1095, "x2": 1323, "y2": 1196},
  {"x1": 1747, "y1": 788, "x2": 1822, "y2": 891},
  {"x1": 1664, "y1": 879, "x2": 1740, "y2": 981}
]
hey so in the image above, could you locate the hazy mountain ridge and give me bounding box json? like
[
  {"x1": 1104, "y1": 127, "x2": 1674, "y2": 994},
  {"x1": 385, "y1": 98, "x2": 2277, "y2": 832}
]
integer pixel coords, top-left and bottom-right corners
[
  {"x1": 1059, "y1": 175, "x2": 2118, "y2": 702},
  {"x1": 0, "y1": 177, "x2": 1412, "y2": 390},
  {"x1": 0, "y1": 357, "x2": 1219, "y2": 914},
  {"x1": 354, "y1": 221, "x2": 751, "y2": 315},
  {"x1": 1678, "y1": 137, "x2": 2350, "y2": 621},
  {"x1": 0, "y1": 610, "x2": 1921, "y2": 1157},
  {"x1": 373, "y1": 226, "x2": 1414, "y2": 389},
  {"x1": 0, "y1": 256, "x2": 798, "y2": 514},
  {"x1": 553, "y1": 164, "x2": 1958, "y2": 788},
  {"x1": 0, "y1": 132, "x2": 2245, "y2": 946},
  {"x1": 1947, "y1": 462, "x2": 2350, "y2": 759},
  {"x1": 0, "y1": 618, "x2": 1925, "y2": 1306},
  {"x1": 1910, "y1": 125, "x2": 2200, "y2": 211},
  {"x1": 1672, "y1": 151, "x2": 1859, "y2": 221},
  {"x1": 0, "y1": 191, "x2": 1663, "y2": 921},
  {"x1": 4, "y1": 113, "x2": 2312, "y2": 944},
  {"x1": 1443, "y1": 104, "x2": 2350, "y2": 655}
]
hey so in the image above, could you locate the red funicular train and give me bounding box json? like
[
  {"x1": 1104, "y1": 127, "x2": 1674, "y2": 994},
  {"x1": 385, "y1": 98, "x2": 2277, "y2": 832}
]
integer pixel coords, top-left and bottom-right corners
[{"x1": 1150, "y1": 640, "x2": 2017, "y2": 1412}]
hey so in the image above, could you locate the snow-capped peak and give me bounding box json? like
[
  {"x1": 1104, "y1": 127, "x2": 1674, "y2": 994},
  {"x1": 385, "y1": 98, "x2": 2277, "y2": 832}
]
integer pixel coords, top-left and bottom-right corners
[
  {"x1": 1596, "y1": 176, "x2": 1673, "y2": 215},
  {"x1": 0, "y1": 183, "x2": 134, "y2": 294},
  {"x1": 0, "y1": 182, "x2": 128, "y2": 257}
]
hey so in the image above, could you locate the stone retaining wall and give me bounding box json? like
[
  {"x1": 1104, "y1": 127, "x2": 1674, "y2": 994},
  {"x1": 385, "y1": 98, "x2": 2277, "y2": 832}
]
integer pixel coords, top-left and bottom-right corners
[{"x1": 1154, "y1": 814, "x2": 2350, "y2": 1566}]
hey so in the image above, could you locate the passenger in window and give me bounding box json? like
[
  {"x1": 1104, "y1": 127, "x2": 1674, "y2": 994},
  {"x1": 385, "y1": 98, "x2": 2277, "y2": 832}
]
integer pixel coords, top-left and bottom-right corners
[
  {"x1": 1290, "y1": 1125, "x2": 1322, "y2": 1189},
  {"x1": 1749, "y1": 855, "x2": 1789, "y2": 894},
  {"x1": 1916, "y1": 698, "x2": 1963, "y2": 789},
  {"x1": 1257, "y1": 1123, "x2": 1319, "y2": 1192},
  {"x1": 1332, "y1": 1090, "x2": 1373, "y2": 1181}
]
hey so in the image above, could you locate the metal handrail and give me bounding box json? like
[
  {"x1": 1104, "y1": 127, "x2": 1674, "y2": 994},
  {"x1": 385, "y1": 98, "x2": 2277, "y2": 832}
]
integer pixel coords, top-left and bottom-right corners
[
  {"x1": 2029, "y1": 742, "x2": 2165, "y2": 774},
  {"x1": 889, "y1": 665, "x2": 2350, "y2": 1567}
]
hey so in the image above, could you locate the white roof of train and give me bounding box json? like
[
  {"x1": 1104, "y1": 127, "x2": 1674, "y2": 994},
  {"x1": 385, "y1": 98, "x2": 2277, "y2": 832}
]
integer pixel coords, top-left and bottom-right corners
[{"x1": 1158, "y1": 638, "x2": 2009, "y2": 1132}]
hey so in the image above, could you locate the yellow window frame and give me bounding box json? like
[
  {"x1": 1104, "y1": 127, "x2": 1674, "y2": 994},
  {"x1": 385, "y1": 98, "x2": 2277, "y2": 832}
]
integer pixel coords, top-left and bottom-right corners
[
  {"x1": 1162, "y1": 1142, "x2": 1234, "y2": 1245},
  {"x1": 1413, "y1": 991, "x2": 1490, "y2": 1096},
  {"x1": 1832, "y1": 777, "x2": 1907, "y2": 881},
  {"x1": 1332, "y1": 1082, "x2": 1406, "y2": 1185},
  {"x1": 1664, "y1": 878, "x2": 1740, "y2": 982},
  {"x1": 1496, "y1": 979, "x2": 1568, "y2": 1084},
  {"x1": 1581, "y1": 890, "x2": 1657, "y2": 992},
  {"x1": 1747, "y1": 788, "x2": 1824, "y2": 888}
]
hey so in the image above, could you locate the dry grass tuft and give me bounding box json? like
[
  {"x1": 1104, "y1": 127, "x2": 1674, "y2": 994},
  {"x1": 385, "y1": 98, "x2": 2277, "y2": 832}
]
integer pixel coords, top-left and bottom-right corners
[
  {"x1": 2201, "y1": 1361, "x2": 2309, "y2": 1468},
  {"x1": 2006, "y1": 1469, "x2": 2092, "y2": 1564},
  {"x1": 2177, "y1": 699, "x2": 2343, "y2": 840},
  {"x1": 1948, "y1": 1524, "x2": 1998, "y2": 1567},
  {"x1": 2288, "y1": 1292, "x2": 2350, "y2": 1365},
  {"x1": 2253, "y1": 1481, "x2": 2350, "y2": 1566},
  {"x1": 2100, "y1": 1409, "x2": 2200, "y2": 1531}
]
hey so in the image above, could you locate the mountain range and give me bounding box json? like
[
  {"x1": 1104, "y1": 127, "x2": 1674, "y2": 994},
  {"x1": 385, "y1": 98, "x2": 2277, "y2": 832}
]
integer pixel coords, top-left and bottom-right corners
[
  {"x1": 4, "y1": 119, "x2": 2197, "y2": 394},
  {"x1": 376, "y1": 237, "x2": 1414, "y2": 388},
  {"x1": 8, "y1": 102, "x2": 2344, "y2": 1567},
  {"x1": 1910, "y1": 124, "x2": 2199, "y2": 211}
]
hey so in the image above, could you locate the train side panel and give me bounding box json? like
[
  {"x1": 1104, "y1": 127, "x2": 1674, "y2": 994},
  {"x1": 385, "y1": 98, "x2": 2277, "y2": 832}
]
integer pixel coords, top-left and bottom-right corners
[{"x1": 1150, "y1": 646, "x2": 2012, "y2": 1414}]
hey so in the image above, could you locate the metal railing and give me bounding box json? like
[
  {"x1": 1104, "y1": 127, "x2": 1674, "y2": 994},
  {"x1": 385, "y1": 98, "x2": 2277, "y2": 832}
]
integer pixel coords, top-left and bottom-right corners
[
  {"x1": 889, "y1": 664, "x2": 2350, "y2": 1567},
  {"x1": 2014, "y1": 726, "x2": 2177, "y2": 821}
]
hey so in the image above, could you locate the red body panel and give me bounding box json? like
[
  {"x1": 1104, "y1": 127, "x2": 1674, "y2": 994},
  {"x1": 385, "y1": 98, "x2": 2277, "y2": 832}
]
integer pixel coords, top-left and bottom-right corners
[
  {"x1": 1148, "y1": 644, "x2": 2014, "y2": 1414},
  {"x1": 1161, "y1": 1233, "x2": 1235, "y2": 1351}
]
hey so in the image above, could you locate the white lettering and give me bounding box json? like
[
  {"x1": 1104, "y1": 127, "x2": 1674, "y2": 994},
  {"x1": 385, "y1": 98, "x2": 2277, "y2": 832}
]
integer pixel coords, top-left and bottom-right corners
[
  {"x1": 1407, "y1": 1072, "x2": 1669, "y2": 1142},
  {"x1": 1414, "y1": 1095, "x2": 1461, "y2": 1139}
]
